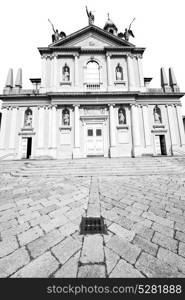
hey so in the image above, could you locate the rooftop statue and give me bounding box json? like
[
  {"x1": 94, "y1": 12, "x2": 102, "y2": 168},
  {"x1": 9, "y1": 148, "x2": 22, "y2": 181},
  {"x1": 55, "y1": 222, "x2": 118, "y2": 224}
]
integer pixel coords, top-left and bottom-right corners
[
  {"x1": 48, "y1": 19, "x2": 66, "y2": 43},
  {"x1": 86, "y1": 6, "x2": 95, "y2": 25},
  {"x1": 123, "y1": 18, "x2": 135, "y2": 41}
]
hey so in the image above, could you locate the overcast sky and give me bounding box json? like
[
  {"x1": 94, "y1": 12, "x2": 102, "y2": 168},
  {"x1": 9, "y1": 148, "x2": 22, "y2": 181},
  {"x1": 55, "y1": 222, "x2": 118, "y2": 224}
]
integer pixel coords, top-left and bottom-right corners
[{"x1": 0, "y1": 0, "x2": 185, "y2": 112}]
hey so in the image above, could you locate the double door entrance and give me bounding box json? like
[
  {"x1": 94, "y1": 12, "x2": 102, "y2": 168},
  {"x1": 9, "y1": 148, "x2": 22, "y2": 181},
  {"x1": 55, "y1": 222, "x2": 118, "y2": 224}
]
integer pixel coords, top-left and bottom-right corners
[
  {"x1": 86, "y1": 124, "x2": 104, "y2": 156},
  {"x1": 21, "y1": 137, "x2": 32, "y2": 159},
  {"x1": 155, "y1": 134, "x2": 167, "y2": 155}
]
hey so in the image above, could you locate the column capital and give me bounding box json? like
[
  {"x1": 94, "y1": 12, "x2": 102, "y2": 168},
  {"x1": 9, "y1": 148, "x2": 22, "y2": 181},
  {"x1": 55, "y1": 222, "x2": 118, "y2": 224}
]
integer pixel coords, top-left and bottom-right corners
[
  {"x1": 108, "y1": 103, "x2": 115, "y2": 107},
  {"x1": 106, "y1": 53, "x2": 112, "y2": 58}
]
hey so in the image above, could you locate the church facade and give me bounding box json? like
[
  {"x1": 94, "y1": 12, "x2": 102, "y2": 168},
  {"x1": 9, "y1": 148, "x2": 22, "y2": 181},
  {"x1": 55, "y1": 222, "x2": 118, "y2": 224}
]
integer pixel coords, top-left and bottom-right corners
[{"x1": 0, "y1": 15, "x2": 185, "y2": 160}]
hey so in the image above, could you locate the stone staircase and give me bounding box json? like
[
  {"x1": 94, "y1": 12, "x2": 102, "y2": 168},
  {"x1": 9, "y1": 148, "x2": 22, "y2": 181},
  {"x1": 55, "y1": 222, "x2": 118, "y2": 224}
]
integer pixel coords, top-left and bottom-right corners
[{"x1": 1, "y1": 157, "x2": 185, "y2": 177}]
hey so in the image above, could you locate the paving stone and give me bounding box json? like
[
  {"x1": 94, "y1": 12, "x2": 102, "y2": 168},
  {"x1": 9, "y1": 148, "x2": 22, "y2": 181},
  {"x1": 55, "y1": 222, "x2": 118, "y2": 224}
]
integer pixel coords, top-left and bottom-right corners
[
  {"x1": 157, "y1": 247, "x2": 185, "y2": 274},
  {"x1": 18, "y1": 211, "x2": 40, "y2": 225},
  {"x1": 110, "y1": 259, "x2": 144, "y2": 278},
  {"x1": 179, "y1": 242, "x2": 185, "y2": 258},
  {"x1": 114, "y1": 216, "x2": 134, "y2": 230},
  {"x1": 40, "y1": 215, "x2": 69, "y2": 233},
  {"x1": 135, "y1": 252, "x2": 182, "y2": 277},
  {"x1": 49, "y1": 206, "x2": 70, "y2": 218},
  {"x1": 0, "y1": 203, "x2": 16, "y2": 212},
  {"x1": 27, "y1": 229, "x2": 65, "y2": 258},
  {"x1": 80, "y1": 235, "x2": 104, "y2": 264},
  {"x1": 78, "y1": 264, "x2": 106, "y2": 278},
  {"x1": 29, "y1": 215, "x2": 51, "y2": 227},
  {"x1": 39, "y1": 204, "x2": 61, "y2": 216},
  {"x1": 0, "y1": 236, "x2": 19, "y2": 258},
  {"x1": 133, "y1": 202, "x2": 149, "y2": 211},
  {"x1": 104, "y1": 247, "x2": 120, "y2": 275},
  {"x1": 142, "y1": 211, "x2": 174, "y2": 228},
  {"x1": 106, "y1": 235, "x2": 141, "y2": 264},
  {"x1": 132, "y1": 224, "x2": 154, "y2": 241},
  {"x1": 54, "y1": 251, "x2": 80, "y2": 278},
  {"x1": 175, "y1": 222, "x2": 185, "y2": 233},
  {"x1": 52, "y1": 236, "x2": 81, "y2": 265},
  {"x1": 152, "y1": 232, "x2": 178, "y2": 253},
  {"x1": 1, "y1": 223, "x2": 30, "y2": 239},
  {"x1": 175, "y1": 231, "x2": 185, "y2": 243},
  {"x1": 0, "y1": 247, "x2": 30, "y2": 277},
  {"x1": 12, "y1": 251, "x2": 59, "y2": 278},
  {"x1": 152, "y1": 222, "x2": 174, "y2": 238},
  {"x1": 59, "y1": 222, "x2": 79, "y2": 237},
  {"x1": 133, "y1": 235, "x2": 158, "y2": 256},
  {"x1": 0, "y1": 218, "x2": 18, "y2": 231},
  {"x1": 166, "y1": 212, "x2": 185, "y2": 224},
  {"x1": 109, "y1": 223, "x2": 135, "y2": 241},
  {"x1": 18, "y1": 226, "x2": 43, "y2": 246}
]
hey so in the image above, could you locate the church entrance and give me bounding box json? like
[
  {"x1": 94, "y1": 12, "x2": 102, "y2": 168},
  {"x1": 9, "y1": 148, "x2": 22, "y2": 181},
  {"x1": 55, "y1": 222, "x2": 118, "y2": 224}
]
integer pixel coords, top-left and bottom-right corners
[
  {"x1": 21, "y1": 137, "x2": 32, "y2": 159},
  {"x1": 155, "y1": 134, "x2": 167, "y2": 155},
  {"x1": 86, "y1": 124, "x2": 104, "y2": 156}
]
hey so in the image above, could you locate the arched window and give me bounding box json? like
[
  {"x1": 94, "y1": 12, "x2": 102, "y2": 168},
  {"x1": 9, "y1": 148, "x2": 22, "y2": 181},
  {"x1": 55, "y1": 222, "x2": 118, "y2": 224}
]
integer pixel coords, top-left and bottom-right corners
[
  {"x1": 118, "y1": 107, "x2": 126, "y2": 125},
  {"x1": 62, "y1": 108, "x2": 70, "y2": 125},
  {"x1": 86, "y1": 61, "x2": 100, "y2": 84},
  {"x1": 153, "y1": 105, "x2": 162, "y2": 123},
  {"x1": 109, "y1": 29, "x2": 114, "y2": 34},
  {"x1": 24, "y1": 108, "x2": 32, "y2": 127},
  {"x1": 62, "y1": 64, "x2": 70, "y2": 82},
  {"x1": 115, "y1": 63, "x2": 123, "y2": 81}
]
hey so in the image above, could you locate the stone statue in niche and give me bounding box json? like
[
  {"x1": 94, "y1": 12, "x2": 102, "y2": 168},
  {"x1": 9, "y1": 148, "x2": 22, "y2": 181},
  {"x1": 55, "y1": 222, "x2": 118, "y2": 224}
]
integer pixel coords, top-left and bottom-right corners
[
  {"x1": 116, "y1": 64, "x2": 123, "y2": 81},
  {"x1": 154, "y1": 106, "x2": 162, "y2": 123},
  {"x1": 24, "y1": 109, "x2": 32, "y2": 127},
  {"x1": 62, "y1": 109, "x2": 70, "y2": 125},
  {"x1": 63, "y1": 64, "x2": 70, "y2": 81},
  {"x1": 118, "y1": 108, "x2": 126, "y2": 124}
]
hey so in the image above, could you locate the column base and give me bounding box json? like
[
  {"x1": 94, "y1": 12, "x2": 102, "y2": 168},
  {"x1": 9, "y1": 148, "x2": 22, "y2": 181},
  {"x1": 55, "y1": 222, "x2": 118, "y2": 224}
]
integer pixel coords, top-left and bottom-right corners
[
  {"x1": 109, "y1": 146, "x2": 117, "y2": 158},
  {"x1": 132, "y1": 146, "x2": 142, "y2": 157},
  {"x1": 142, "y1": 146, "x2": 153, "y2": 156},
  {"x1": 72, "y1": 147, "x2": 81, "y2": 158},
  {"x1": 172, "y1": 146, "x2": 185, "y2": 156}
]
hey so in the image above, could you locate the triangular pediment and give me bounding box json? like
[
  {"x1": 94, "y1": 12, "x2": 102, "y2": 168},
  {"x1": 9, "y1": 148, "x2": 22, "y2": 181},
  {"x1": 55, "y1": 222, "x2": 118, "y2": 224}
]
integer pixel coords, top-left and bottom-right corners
[{"x1": 49, "y1": 25, "x2": 134, "y2": 48}]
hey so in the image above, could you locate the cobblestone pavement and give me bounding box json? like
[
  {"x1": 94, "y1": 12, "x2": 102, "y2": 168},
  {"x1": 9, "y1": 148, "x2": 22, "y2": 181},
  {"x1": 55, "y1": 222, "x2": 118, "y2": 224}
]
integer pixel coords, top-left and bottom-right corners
[{"x1": 1, "y1": 157, "x2": 185, "y2": 278}]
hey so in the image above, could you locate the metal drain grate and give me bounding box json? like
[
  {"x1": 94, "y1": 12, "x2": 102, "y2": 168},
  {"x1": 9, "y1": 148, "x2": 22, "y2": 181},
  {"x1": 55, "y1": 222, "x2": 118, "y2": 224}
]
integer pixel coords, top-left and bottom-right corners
[{"x1": 80, "y1": 217, "x2": 107, "y2": 234}]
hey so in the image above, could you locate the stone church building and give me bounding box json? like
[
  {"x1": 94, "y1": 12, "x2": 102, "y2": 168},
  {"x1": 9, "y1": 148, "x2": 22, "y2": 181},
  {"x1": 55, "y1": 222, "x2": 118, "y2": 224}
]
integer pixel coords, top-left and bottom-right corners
[{"x1": 0, "y1": 14, "x2": 185, "y2": 160}]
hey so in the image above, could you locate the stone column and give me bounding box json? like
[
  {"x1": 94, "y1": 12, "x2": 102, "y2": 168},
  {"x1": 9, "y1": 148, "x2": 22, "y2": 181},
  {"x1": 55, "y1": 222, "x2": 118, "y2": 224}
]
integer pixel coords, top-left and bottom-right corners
[
  {"x1": 131, "y1": 104, "x2": 142, "y2": 156},
  {"x1": 74, "y1": 54, "x2": 79, "y2": 87},
  {"x1": 37, "y1": 106, "x2": 44, "y2": 149},
  {"x1": 106, "y1": 53, "x2": 112, "y2": 86},
  {"x1": 73, "y1": 105, "x2": 81, "y2": 158},
  {"x1": 51, "y1": 105, "x2": 57, "y2": 148},
  {"x1": 127, "y1": 54, "x2": 135, "y2": 91},
  {"x1": 175, "y1": 105, "x2": 185, "y2": 147},
  {"x1": 137, "y1": 55, "x2": 145, "y2": 89},
  {"x1": 167, "y1": 105, "x2": 177, "y2": 151},
  {"x1": 9, "y1": 107, "x2": 18, "y2": 149},
  {"x1": 109, "y1": 104, "x2": 117, "y2": 157},
  {"x1": 0, "y1": 107, "x2": 8, "y2": 149},
  {"x1": 48, "y1": 106, "x2": 53, "y2": 148},
  {"x1": 142, "y1": 105, "x2": 152, "y2": 153}
]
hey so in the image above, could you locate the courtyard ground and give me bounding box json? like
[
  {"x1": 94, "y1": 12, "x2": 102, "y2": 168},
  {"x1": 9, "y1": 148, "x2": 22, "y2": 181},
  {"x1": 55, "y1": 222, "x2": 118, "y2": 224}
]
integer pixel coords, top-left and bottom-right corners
[{"x1": 0, "y1": 157, "x2": 185, "y2": 278}]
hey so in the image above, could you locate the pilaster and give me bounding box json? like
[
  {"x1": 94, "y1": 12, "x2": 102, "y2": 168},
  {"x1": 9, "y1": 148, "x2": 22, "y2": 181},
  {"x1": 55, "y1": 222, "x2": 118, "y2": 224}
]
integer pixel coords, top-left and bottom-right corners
[
  {"x1": 131, "y1": 104, "x2": 142, "y2": 157},
  {"x1": 0, "y1": 108, "x2": 8, "y2": 149},
  {"x1": 73, "y1": 105, "x2": 81, "y2": 158},
  {"x1": 109, "y1": 104, "x2": 117, "y2": 157},
  {"x1": 9, "y1": 107, "x2": 18, "y2": 149}
]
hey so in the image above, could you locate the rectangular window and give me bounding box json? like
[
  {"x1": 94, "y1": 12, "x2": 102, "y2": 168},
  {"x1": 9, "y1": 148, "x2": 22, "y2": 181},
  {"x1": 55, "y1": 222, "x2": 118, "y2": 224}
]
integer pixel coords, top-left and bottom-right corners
[
  {"x1": 96, "y1": 129, "x2": 102, "y2": 136},
  {"x1": 87, "y1": 129, "x2": 93, "y2": 136}
]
